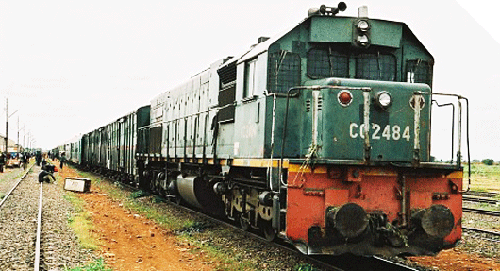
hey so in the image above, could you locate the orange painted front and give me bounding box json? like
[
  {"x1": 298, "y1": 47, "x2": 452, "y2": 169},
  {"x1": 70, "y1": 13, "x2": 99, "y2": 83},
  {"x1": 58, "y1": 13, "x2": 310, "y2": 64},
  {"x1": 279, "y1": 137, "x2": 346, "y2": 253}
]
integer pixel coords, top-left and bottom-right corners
[{"x1": 285, "y1": 164, "x2": 462, "y2": 247}]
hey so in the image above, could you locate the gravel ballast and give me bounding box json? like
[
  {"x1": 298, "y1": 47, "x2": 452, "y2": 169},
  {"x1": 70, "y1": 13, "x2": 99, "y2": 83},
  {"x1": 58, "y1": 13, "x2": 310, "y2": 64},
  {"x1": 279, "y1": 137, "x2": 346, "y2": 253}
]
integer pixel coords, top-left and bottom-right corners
[{"x1": 0, "y1": 165, "x2": 95, "y2": 270}]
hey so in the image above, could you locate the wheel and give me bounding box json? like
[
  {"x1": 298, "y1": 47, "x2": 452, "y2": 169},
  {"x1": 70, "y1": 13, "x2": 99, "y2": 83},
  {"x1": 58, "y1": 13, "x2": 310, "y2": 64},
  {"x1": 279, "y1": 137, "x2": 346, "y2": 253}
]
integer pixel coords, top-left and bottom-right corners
[{"x1": 262, "y1": 220, "x2": 277, "y2": 241}]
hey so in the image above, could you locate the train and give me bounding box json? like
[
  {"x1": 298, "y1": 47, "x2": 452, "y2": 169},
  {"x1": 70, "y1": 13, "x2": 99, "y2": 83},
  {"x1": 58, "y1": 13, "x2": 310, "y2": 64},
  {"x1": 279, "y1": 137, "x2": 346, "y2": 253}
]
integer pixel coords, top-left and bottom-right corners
[{"x1": 55, "y1": 3, "x2": 471, "y2": 257}]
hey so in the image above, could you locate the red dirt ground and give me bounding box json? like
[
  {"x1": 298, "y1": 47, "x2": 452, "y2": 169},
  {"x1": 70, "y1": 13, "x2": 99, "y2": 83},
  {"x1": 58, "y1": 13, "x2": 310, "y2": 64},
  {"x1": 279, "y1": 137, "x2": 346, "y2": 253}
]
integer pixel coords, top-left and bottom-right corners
[
  {"x1": 58, "y1": 167, "x2": 213, "y2": 271},
  {"x1": 58, "y1": 166, "x2": 500, "y2": 271},
  {"x1": 408, "y1": 249, "x2": 500, "y2": 271}
]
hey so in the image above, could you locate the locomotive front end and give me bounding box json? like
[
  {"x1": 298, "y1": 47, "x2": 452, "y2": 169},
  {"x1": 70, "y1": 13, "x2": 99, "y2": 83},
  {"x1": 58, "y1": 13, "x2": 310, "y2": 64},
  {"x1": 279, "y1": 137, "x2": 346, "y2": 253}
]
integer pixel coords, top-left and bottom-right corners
[{"x1": 284, "y1": 78, "x2": 462, "y2": 256}]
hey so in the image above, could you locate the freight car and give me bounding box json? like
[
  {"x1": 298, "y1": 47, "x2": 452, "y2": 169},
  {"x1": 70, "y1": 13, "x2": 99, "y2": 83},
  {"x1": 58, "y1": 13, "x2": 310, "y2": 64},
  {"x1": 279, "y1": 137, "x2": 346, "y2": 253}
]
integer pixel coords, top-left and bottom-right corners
[{"x1": 58, "y1": 3, "x2": 470, "y2": 257}]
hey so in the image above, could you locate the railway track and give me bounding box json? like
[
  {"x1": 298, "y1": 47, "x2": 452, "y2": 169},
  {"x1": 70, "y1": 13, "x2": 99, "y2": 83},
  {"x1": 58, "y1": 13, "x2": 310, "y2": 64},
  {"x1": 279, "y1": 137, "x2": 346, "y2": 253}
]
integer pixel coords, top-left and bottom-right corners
[
  {"x1": 463, "y1": 195, "x2": 500, "y2": 205},
  {"x1": 0, "y1": 164, "x2": 33, "y2": 208},
  {"x1": 462, "y1": 207, "x2": 500, "y2": 217},
  {"x1": 463, "y1": 227, "x2": 500, "y2": 238},
  {"x1": 464, "y1": 191, "x2": 499, "y2": 198},
  {"x1": 0, "y1": 163, "x2": 86, "y2": 270},
  {"x1": 0, "y1": 164, "x2": 43, "y2": 270},
  {"x1": 462, "y1": 192, "x2": 500, "y2": 246}
]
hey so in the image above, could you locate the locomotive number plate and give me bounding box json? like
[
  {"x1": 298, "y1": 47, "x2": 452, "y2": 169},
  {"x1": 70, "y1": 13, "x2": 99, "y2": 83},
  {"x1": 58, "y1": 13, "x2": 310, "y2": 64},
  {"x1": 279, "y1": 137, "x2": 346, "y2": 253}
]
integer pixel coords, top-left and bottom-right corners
[{"x1": 349, "y1": 123, "x2": 411, "y2": 141}]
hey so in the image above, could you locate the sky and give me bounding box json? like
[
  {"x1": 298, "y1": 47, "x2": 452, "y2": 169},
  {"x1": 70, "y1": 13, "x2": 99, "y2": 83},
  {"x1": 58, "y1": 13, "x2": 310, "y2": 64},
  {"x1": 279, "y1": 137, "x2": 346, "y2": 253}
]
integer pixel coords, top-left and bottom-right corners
[{"x1": 0, "y1": 0, "x2": 499, "y2": 161}]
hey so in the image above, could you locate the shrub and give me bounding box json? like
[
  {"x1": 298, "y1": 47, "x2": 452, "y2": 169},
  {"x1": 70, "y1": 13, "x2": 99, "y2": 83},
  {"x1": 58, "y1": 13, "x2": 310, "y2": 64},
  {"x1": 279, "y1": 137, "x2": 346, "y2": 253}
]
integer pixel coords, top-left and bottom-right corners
[{"x1": 482, "y1": 159, "x2": 494, "y2": 166}]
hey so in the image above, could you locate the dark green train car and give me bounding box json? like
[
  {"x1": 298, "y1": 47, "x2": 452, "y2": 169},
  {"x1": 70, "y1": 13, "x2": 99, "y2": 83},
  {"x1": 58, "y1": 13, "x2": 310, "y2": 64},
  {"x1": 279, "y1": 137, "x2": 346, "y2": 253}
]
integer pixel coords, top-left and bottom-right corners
[{"x1": 81, "y1": 106, "x2": 150, "y2": 184}]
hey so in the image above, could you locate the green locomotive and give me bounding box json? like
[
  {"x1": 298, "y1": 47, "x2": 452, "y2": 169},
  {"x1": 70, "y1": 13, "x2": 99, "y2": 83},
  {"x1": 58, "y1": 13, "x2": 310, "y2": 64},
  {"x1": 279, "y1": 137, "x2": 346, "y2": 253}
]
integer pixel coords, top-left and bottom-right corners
[{"x1": 65, "y1": 3, "x2": 469, "y2": 257}]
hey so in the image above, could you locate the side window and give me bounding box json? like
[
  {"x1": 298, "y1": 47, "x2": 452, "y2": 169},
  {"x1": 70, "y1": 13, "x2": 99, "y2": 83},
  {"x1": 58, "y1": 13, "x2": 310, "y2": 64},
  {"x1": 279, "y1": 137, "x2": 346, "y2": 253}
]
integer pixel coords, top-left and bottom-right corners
[
  {"x1": 244, "y1": 59, "x2": 257, "y2": 98},
  {"x1": 406, "y1": 59, "x2": 433, "y2": 87},
  {"x1": 307, "y1": 48, "x2": 349, "y2": 78},
  {"x1": 356, "y1": 53, "x2": 396, "y2": 81},
  {"x1": 217, "y1": 61, "x2": 236, "y2": 122},
  {"x1": 267, "y1": 51, "x2": 301, "y2": 94}
]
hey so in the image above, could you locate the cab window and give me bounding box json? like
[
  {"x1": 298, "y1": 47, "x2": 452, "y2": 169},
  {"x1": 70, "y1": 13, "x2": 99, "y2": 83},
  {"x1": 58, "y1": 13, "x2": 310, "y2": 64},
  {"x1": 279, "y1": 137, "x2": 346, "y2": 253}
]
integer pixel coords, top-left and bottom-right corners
[
  {"x1": 307, "y1": 48, "x2": 349, "y2": 78},
  {"x1": 406, "y1": 59, "x2": 433, "y2": 87},
  {"x1": 267, "y1": 51, "x2": 301, "y2": 94},
  {"x1": 356, "y1": 53, "x2": 396, "y2": 81}
]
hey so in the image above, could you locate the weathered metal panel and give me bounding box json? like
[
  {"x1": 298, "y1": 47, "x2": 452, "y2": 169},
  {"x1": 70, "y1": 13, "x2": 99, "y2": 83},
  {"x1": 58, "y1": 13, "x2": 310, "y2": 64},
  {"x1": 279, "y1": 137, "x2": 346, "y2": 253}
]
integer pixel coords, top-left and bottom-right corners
[
  {"x1": 303, "y1": 78, "x2": 431, "y2": 162},
  {"x1": 264, "y1": 95, "x2": 304, "y2": 159},
  {"x1": 309, "y1": 17, "x2": 402, "y2": 48},
  {"x1": 233, "y1": 98, "x2": 265, "y2": 158},
  {"x1": 309, "y1": 17, "x2": 353, "y2": 43},
  {"x1": 369, "y1": 20, "x2": 403, "y2": 48}
]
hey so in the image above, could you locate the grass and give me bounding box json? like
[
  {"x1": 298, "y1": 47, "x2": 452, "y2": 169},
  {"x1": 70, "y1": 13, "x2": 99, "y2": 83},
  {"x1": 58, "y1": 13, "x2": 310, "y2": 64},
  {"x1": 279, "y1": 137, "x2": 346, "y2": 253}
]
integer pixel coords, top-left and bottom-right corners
[
  {"x1": 293, "y1": 263, "x2": 323, "y2": 271},
  {"x1": 63, "y1": 192, "x2": 100, "y2": 250},
  {"x1": 57, "y1": 174, "x2": 100, "y2": 251},
  {"x1": 65, "y1": 258, "x2": 111, "y2": 271},
  {"x1": 463, "y1": 163, "x2": 500, "y2": 193}
]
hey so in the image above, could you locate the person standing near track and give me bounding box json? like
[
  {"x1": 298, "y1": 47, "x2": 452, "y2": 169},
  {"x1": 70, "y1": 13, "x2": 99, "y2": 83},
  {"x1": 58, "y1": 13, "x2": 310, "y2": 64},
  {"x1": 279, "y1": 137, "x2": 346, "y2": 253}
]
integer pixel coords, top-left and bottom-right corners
[
  {"x1": 35, "y1": 151, "x2": 42, "y2": 166},
  {"x1": 59, "y1": 152, "x2": 66, "y2": 171},
  {"x1": 0, "y1": 152, "x2": 4, "y2": 173},
  {"x1": 20, "y1": 152, "x2": 27, "y2": 170}
]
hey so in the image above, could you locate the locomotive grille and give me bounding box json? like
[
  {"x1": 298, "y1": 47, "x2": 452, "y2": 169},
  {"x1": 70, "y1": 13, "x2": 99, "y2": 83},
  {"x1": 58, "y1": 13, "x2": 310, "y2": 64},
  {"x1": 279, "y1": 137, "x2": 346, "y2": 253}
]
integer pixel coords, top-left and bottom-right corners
[{"x1": 306, "y1": 97, "x2": 323, "y2": 112}]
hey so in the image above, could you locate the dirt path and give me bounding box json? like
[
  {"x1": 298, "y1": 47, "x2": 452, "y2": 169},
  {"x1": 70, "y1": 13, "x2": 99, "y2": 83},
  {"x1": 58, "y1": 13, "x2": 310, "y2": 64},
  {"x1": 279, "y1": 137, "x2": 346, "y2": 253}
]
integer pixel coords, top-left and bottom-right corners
[
  {"x1": 409, "y1": 249, "x2": 500, "y2": 271},
  {"x1": 58, "y1": 167, "x2": 212, "y2": 271}
]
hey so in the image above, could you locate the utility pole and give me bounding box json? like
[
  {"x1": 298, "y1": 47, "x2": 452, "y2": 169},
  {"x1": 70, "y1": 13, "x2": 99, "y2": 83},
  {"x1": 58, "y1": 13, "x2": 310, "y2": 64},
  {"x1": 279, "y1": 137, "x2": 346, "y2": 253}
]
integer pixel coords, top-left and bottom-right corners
[
  {"x1": 5, "y1": 98, "x2": 18, "y2": 153},
  {"x1": 17, "y1": 116, "x2": 20, "y2": 152},
  {"x1": 5, "y1": 98, "x2": 8, "y2": 153}
]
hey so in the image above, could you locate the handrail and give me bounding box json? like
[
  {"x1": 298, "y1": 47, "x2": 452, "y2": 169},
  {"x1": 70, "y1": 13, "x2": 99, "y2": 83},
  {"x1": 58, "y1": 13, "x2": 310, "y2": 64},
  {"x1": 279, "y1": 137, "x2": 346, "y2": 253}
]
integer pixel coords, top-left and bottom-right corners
[
  {"x1": 431, "y1": 100, "x2": 455, "y2": 163},
  {"x1": 432, "y1": 93, "x2": 471, "y2": 192}
]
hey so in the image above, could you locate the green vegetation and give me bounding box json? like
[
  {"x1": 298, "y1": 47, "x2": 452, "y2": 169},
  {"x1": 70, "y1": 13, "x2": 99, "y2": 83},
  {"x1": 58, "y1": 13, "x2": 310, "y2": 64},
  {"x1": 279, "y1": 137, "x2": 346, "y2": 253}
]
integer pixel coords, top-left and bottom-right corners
[
  {"x1": 58, "y1": 174, "x2": 100, "y2": 251},
  {"x1": 293, "y1": 263, "x2": 323, "y2": 271},
  {"x1": 63, "y1": 192, "x2": 99, "y2": 250},
  {"x1": 463, "y1": 163, "x2": 500, "y2": 193},
  {"x1": 481, "y1": 159, "x2": 494, "y2": 166},
  {"x1": 66, "y1": 258, "x2": 111, "y2": 271}
]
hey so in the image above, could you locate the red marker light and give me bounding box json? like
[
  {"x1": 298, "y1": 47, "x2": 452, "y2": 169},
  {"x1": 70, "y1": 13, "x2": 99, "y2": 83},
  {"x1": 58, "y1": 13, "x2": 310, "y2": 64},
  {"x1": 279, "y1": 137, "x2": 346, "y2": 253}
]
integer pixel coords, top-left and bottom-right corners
[{"x1": 338, "y1": 91, "x2": 353, "y2": 106}]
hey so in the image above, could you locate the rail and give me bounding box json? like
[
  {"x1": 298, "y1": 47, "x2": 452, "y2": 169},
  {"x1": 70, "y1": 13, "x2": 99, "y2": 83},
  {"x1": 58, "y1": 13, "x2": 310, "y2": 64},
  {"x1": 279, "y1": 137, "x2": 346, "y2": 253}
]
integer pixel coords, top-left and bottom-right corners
[
  {"x1": 0, "y1": 163, "x2": 34, "y2": 209},
  {"x1": 462, "y1": 207, "x2": 500, "y2": 217},
  {"x1": 463, "y1": 195, "x2": 499, "y2": 205},
  {"x1": 34, "y1": 182, "x2": 43, "y2": 271}
]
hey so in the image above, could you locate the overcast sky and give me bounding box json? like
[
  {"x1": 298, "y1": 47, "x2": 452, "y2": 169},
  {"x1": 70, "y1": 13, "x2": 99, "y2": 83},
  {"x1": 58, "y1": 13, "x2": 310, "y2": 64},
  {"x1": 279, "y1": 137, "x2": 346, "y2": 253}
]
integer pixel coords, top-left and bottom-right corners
[{"x1": 0, "y1": 0, "x2": 499, "y2": 161}]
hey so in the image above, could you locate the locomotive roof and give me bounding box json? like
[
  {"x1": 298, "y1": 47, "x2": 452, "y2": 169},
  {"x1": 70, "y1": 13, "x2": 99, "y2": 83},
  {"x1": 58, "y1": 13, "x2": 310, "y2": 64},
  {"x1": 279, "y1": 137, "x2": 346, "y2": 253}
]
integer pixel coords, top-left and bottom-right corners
[
  {"x1": 235, "y1": 14, "x2": 433, "y2": 64},
  {"x1": 154, "y1": 11, "x2": 433, "y2": 103}
]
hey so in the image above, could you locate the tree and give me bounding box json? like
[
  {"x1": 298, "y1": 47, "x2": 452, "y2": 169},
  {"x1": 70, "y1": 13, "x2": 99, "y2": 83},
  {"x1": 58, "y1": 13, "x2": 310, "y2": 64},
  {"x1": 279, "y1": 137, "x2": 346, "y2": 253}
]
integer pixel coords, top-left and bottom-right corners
[{"x1": 482, "y1": 159, "x2": 494, "y2": 166}]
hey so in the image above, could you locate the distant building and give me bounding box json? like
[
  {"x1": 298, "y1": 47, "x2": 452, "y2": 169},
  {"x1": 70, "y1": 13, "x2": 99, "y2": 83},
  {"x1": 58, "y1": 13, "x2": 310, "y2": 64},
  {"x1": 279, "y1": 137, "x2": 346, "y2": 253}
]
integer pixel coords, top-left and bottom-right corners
[{"x1": 0, "y1": 134, "x2": 19, "y2": 152}]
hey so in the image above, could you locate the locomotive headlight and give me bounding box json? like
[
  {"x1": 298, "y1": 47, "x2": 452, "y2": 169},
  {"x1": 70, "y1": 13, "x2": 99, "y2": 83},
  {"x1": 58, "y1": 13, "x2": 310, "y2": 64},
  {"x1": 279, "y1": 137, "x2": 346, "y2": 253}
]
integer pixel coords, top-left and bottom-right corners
[
  {"x1": 357, "y1": 35, "x2": 369, "y2": 46},
  {"x1": 353, "y1": 19, "x2": 370, "y2": 48},
  {"x1": 357, "y1": 20, "x2": 370, "y2": 32},
  {"x1": 375, "y1": 91, "x2": 392, "y2": 109}
]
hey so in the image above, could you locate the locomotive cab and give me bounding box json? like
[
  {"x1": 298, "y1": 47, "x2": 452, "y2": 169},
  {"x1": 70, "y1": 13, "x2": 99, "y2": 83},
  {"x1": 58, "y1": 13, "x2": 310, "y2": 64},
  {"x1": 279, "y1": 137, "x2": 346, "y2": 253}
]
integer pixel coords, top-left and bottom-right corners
[{"x1": 255, "y1": 4, "x2": 465, "y2": 256}]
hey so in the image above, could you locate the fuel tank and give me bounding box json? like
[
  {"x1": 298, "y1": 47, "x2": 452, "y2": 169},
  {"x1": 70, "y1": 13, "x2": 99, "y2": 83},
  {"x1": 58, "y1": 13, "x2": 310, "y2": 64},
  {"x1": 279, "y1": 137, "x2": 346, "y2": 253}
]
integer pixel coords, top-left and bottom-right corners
[{"x1": 175, "y1": 176, "x2": 224, "y2": 215}]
